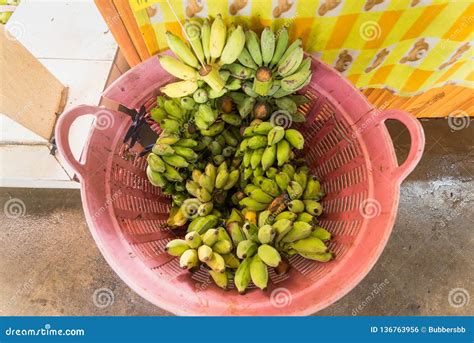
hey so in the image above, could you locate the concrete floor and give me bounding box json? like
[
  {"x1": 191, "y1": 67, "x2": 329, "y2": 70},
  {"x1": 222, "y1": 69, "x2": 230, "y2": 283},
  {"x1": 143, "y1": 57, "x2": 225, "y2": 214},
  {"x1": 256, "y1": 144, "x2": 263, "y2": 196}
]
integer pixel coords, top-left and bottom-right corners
[{"x1": 1, "y1": 119, "x2": 472, "y2": 316}]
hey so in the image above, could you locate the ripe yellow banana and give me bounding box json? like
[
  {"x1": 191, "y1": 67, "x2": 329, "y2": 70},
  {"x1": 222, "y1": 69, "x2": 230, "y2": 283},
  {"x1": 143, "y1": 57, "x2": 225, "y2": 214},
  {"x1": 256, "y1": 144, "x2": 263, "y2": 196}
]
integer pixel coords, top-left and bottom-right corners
[
  {"x1": 179, "y1": 249, "x2": 199, "y2": 269},
  {"x1": 210, "y1": 14, "x2": 226, "y2": 61},
  {"x1": 160, "y1": 80, "x2": 198, "y2": 98}
]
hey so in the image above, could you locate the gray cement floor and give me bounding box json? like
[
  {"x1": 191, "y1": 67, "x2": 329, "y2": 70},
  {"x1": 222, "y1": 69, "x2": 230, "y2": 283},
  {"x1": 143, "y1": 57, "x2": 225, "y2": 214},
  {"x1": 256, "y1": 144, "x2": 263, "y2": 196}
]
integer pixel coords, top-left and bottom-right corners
[{"x1": 1, "y1": 119, "x2": 472, "y2": 316}]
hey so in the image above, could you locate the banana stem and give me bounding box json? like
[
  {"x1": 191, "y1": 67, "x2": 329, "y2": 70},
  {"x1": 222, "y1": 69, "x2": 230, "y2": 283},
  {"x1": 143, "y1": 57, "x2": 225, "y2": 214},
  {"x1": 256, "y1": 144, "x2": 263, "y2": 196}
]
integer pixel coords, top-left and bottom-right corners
[
  {"x1": 253, "y1": 66, "x2": 272, "y2": 96},
  {"x1": 199, "y1": 65, "x2": 225, "y2": 92}
]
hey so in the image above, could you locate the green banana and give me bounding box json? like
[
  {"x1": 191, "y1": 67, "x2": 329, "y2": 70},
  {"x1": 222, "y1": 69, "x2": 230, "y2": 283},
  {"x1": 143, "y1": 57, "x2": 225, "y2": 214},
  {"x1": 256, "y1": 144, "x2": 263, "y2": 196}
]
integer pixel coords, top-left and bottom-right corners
[
  {"x1": 249, "y1": 188, "x2": 274, "y2": 204},
  {"x1": 198, "y1": 244, "x2": 213, "y2": 262},
  {"x1": 274, "y1": 211, "x2": 298, "y2": 222},
  {"x1": 236, "y1": 240, "x2": 258, "y2": 259},
  {"x1": 260, "y1": 27, "x2": 275, "y2": 66},
  {"x1": 187, "y1": 215, "x2": 219, "y2": 234},
  {"x1": 298, "y1": 251, "x2": 333, "y2": 262},
  {"x1": 239, "y1": 197, "x2": 268, "y2": 211},
  {"x1": 266, "y1": 167, "x2": 278, "y2": 179},
  {"x1": 245, "y1": 30, "x2": 262, "y2": 66},
  {"x1": 244, "y1": 184, "x2": 260, "y2": 195},
  {"x1": 199, "y1": 174, "x2": 214, "y2": 193},
  {"x1": 209, "y1": 270, "x2": 228, "y2": 289},
  {"x1": 296, "y1": 212, "x2": 314, "y2": 224},
  {"x1": 197, "y1": 188, "x2": 212, "y2": 203},
  {"x1": 287, "y1": 181, "x2": 303, "y2": 200},
  {"x1": 222, "y1": 113, "x2": 242, "y2": 126},
  {"x1": 223, "y1": 170, "x2": 239, "y2": 190},
  {"x1": 304, "y1": 200, "x2": 323, "y2": 216},
  {"x1": 281, "y1": 221, "x2": 314, "y2": 243},
  {"x1": 165, "y1": 31, "x2": 199, "y2": 68},
  {"x1": 238, "y1": 46, "x2": 258, "y2": 69},
  {"x1": 174, "y1": 138, "x2": 198, "y2": 148},
  {"x1": 162, "y1": 155, "x2": 189, "y2": 168},
  {"x1": 206, "y1": 252, "x2": 226, "y2": 273},
  {"x1": 274, "y1": 97, "x2": 298, "y2": 115},
  {"x1": 158, "y1": 134, "x2": 181, "y2": 145},
  {"x1": 174, "y1": 146, "x2": 198, "y2": 161},
  {"x1": 258, "y1": 244, "x2": 281, "y2": 267},
  {"x1": 290, "y1": 237, "x2": 328, "y2": 254},
  {"x1": 152, "y1": 143, "x2": 175, "y2": 156},
  {"x1": 185, "y1": 232, "x2": 202, "y2": 249},
  {"x1": 253, "y1": 122, "x2": 274, "y2": 135},
  {"x1": 259, "y1": 179, "x2": 280, "y2": 197},
  {"x1": 213, "y1": 239, "x2": 233, "y2": 254},
  {"x1": 293, "y1": 171, "x2": 308, "y2": 191},
  {"x1": 165, "y1": 239, "x2": 189, "y2": 256},
  {"x1": 227, "y1": 221, "x2": 245, "y2": 245},
  {"x1": 278, "y1": 46, "x2": 304, "y2": 77},
  {"x1": 288, "y1": 199, "x2": 305, "y2": 213},
  {"x1": 285, "y1": 129, "x2": 305, "y2": 149},
  {"x1": 275, "y1": 172, "x2": 291, "y2": 192},
  {"x1": 261, "y1": 144, "x2": 277, "y2": 171},
  {"x1": 282, "y1": 163, "x2": 295, "y2": 179},
  {"x1": 201, "y1": 19, "x2": 211, "y2": 63},
  {"x1": 163, "y1": 163, "x2": 184, "y2": 182},
  {"x1": 215, "y1": 169, "x2": 230, "y2": 189},
  {"x1": 248, "y1": 135, "x2": 268, "y2": 149},
  {"x1": 303, "y1": 177, "x2": 321, "y2": 200},
  {"x1": 312, "y1": 227, "x2": 332, "y2": 241},
  {"x1": 267, "y1": 126, "x2": 286, "y2": 146},
  {"x1": 202, "y1": 228, "x2": 219, "y2": 246},
  {"x1": 146, "y1": 166, "x2": 167, "y2": 188},
  {"x1": 193, "y1": 88, "x2": 208, "y2": 103},
  {"x1": 180, "y1": 249, "x2": 199, "y2": 269},
  {"x1": 158, "y1": 56, "x2": 198, "y2": 80},
  {"x1": 270, "y1": 27, "x2": 289, "y2": 67},
  {"x1": 222, "y1": 253, "x2": 241, "y2": 269},
  {"x1": 258, "y1": 210, "x2": 274, "y2": 227},
  {"x1": 250, "y1": 255, "x2": 268, "y2": 290},
  {"x1": 220, "y1": 25, "x2": 246, "y2": 65},
  {"x1": 258, "y1": 224, "x2": 276, "y2": 244},
  {"x1": 281, "y1": 68, "x2": 312, "y2": 92},
  {"x1": 198, "y1": 202, "x2": 214, "y2": 217},
  {"x1": 273, "y1": 219, "x2": 293, "y2": 243},
  {"x1": 210, "y1": 14, "x2": 226, "y2": 61},
  {"x1": 201, "y1": 121, "x2": 225, "y2": 136},
  {"x1": 234, "y1": 256, "x2": 252, "y2": 294},
  {"x1": 277, "y1": 139, "x2": 291, "y2": 166},
  {"x1": 250, "y1": 148, "x2": 264, "y2": 169}
]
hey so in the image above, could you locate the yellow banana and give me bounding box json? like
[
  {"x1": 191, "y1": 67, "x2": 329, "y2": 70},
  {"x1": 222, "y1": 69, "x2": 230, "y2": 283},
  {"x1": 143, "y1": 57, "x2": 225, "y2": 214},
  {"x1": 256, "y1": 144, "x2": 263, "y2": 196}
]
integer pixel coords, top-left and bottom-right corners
[
  {"x1": 160, "y1": 80, "x2": 198, "y2": 98},
  {"x1": 210, "y1": 14, "x2": 226, "y2": 61},
  {"x1": 185, "y1": 232, "x2": 202, "y2": 249},
  {"x1": 205, "y1": 252, "x2": 226, "y2": 273},
  {"x1": 198, "y1": 244, "x2": 213, "y2": 262},
  {"x1": 158, "y1": 56, "x2": 198, "y2": 80},
  {"x1": 165, "y1": 239, "x2": 189, "y2": 256},
  {"x1": 179, "y1": 249, "x2": 199, "y2": 269},
  {"x1": 209, "y1": 270, "x2": 228, "y2": 289}
]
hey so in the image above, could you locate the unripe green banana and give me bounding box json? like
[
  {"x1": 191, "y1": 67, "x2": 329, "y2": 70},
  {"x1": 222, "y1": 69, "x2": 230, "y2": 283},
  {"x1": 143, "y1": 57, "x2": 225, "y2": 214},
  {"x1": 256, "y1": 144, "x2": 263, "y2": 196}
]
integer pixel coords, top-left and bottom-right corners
[
  {"x1": 163, "y1": 163, "x2": 184, "y2": 182},
  {"x1": 238, "y1": 46, "x2": 258, "y2": 69},
  {"x1": 243, "y1": 167, "x2": 253, "y2": 180},
  {"x1": 206, "y1": 252, "x2": 226, "y2": 273},
  {"x1": 275, "y1": 172, "x2": 291, "y2": 192},
  {"x1": 193, "y1": 88, "x2": 209, "y2": 104},
  {"x1": 160, "y1": 119, "x2": 181, "y2": 133},
  {"x1": 152, "y1": 143, "x2": 175, "y2": 156},
  {"x1": 267, "y1": 126, "x2": 286, "y2": 146},
  {"x1": 162, "y1": 155, "x2": 189, "y2": 168},
  {"x1": 150, "y1": 107, "x2": 167, "y2": 123},
  {"x1": 165, "y1": 239, "x2": 189, "y2": 256},
  {"x1": 250, "y1": 148, "x2": 264, "y2": 169},
  {"x1": 270, "y1": 27, "x2": 289, "y2": 67},
  {"x1": 209, "y1": 269, "x2": 228, "y2": 289},
  {"x1": 198, "y1": 202, "x2": 214, "y2": 217},
  {"x1": 202, "y1": 228, "x2": 219, "y2": 246},
  {"x1": 227, "y1": 221, "x2": 245, "y2": 245},
  {"x1": 158, "y1": 55, "x2": 198, "y2": 80},
  {"x1": 296, "y1": 212, "x2": 314, "y2": 223},
  {"x1": 244, "y1": 184, "x2": 259, "y2": 195},
  {"x1": 258, "y1": 244, "x2": 281, "y2": 267},
  {"x1": 277, "y1": 139, "x2": 291, "y2": 166},
  {"x1": 185, "y1": 232, "x2": 202, "y2": 249},
  {"x1": 259, "y1": 179, "x2": 281, "y2": 197},
  {"x1": 258, "y1": 224, "x2": 276, "y2": 244},
  {"x1": 285, "y1": 129, "x2": 305, "y2": 149},
  {"x1": 293, "y1": 172, "x2": 308, "y2": 192},
  {"x1": 282, "y1": 163, "x2": 295, "y2": 179},
  {"x1": 239, "y1": 197, "x2": 268, "y2": 211},
  {"x1": 210, "y1": 14, "x2": 226, "y2": 60},
  {"x1": 261, "y1": 144, "x2": 277, "y2": 171},
  {"x1": 281, "y1": 68, "x2": 312, "y2": 92},
  {"x1": 213, "y1": 154, "x2": 225, "y2": 165},
  {"x1": 274, "y1": 211, "x2": 298, "y2": 222},
  {"x1": 220, "y1": 25, "x2": 246, "y2": 65},
  {"x1": 245, "y1": 30, "x2": 262, "y2": 66},
  {"x1": 253, "y1": 167, "x2": 264, "y2": 178},
  {"x1": 287, "y1": 181, "x2": 303, "y2": 200},
  {"x1": 303, "y1": 177, "x2": 321, "y2": 200},
  {"x1": 201, "y1": 19, "x2": 211, "y2": 63},
  {"x1": 222, "y1": 113, "x2": 242, "y2": 127},
  {"x1": 250, "y1": 255, "x2": 269, "y2": 290},
  {"x1": 221, "y1": 170, "x2": 237, "y2": 190},
  {"x1": 304, "y1": 200, "x2": 323, "y2": 216},
  {"x1": 158, "y1": 133, "x2": 181, "y2": 145},
  {"x1": 258, "y1": 210, "x2": 274, "y2": 227},
  {"x1": 174, "y1": 146, "x2": 198, "y2": 161},
  {"x1": 298, "y1": 251, "x2": 333, "y2": 262},
  {"x1": 222, "y1": 253, "x2": 241, "y2": 269},
  {"x1": 234, "y1": 256, "x2": 252, "y2": 294},
  {"x1": 199, "y1": 174, "x2": 214, "y2": 193},
  {"x1": 281, "y1": 221, "x2": 314, "y2": 243},
  {"x1": 188, "y1": 215, "x2": 219, "y2": 234},
  {"x1": 146, "y1": 166, "x2": 167, "y2": 188},
  {"x1": 290, "y1": 237, "x2": 328, "y2": 254},
  {"x1": 249, "y1": 189, "x2": 274, "y2": 204},
  {"x1": 237, "y1": 240, "x2": 258, "y2": 259},
  {"x1": 253, "y1": 122, "x2": 274, "y2": 135},
  {"x1": 288, "y1": 199, "x2": 305, "y2": 213},
  {"x1": 180, "y1": 249, "x2": 199, "y2": 269},
  {"x1": 215, "y1": 169, "x2": 229, "y2": 189},
  {"x1": 197, "y1": 187, "x2": 212, "y2": 203},
  {"x1": 213, "y1": 239, "x2": 233, "y2": 254},
  {"x1": 201, "y1": 121, "x2": 225, "y2": 136},
  {"x1": 260, "y1": 27, "x2": 275, "y2": 66},
  {"x1": 242, "y1": 126, "x2": 256, "y2": 137},
  {"x1": 165, "y1": 31, "x2": 199, "y2": 68},
  {"x1": 248, "y1": 135, "x2": 268, "y2": 149},
  {"x1": 266, "y1": 167, "x2": 278, "y2": 179},
  {"x1": 311, "y1": 227, "x2": 332, "y2": 241},
  {"x1": 273, "y1": 219, "x2": 293, "y2": 243},
  {"x1": 278, "y1": 46, "x2": 304, "y2": 77},
  {"x1": 240, "y1": 138, "x2": 249, "y2": 152},
  {"x1": 243, "y1": 151, "x2": 252, "y2": 168}
]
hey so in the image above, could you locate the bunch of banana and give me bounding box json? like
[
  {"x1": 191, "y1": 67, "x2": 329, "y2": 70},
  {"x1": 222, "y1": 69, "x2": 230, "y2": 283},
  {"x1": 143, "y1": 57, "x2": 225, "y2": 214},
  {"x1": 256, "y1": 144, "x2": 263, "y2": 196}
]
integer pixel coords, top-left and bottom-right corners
[
  {"x1": 165, "y1": 226, "x2": 240, "y2": 289},
  {"x1": 234, "y1": 27, "x2": 312, "y2": 97},
  {"x1": 239, "y1": 120, "x2": 305, "y2": 176},
  {"x1": 201, "y1": 129, "x2": 242, "y2": 166},
  {"x1": 158, "y1": 16, "x2": 246, "y2": 97}
]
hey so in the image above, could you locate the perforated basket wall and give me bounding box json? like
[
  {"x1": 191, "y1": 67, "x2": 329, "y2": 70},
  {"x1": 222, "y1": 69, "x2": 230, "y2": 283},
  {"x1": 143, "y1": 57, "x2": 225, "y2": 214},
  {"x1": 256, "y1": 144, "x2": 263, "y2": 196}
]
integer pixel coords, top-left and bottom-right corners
[{"x1": 55, "y1": 54, "x2": 424, "y2": 315}]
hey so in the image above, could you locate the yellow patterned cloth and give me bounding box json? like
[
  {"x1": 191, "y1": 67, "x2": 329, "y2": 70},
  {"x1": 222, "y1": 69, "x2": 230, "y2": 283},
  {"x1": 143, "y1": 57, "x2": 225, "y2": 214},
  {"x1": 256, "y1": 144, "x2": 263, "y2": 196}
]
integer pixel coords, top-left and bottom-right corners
[{"x1": 130, "y1": 0, "x2": 473, "y2": 95}]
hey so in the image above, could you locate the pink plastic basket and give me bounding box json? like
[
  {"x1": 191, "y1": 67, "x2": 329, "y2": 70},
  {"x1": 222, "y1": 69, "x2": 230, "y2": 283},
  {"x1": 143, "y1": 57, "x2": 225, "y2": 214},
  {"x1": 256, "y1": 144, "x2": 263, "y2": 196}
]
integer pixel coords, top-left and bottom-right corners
[{"x1": 55, "y1": 54, "x2": 424, "y2": 315}]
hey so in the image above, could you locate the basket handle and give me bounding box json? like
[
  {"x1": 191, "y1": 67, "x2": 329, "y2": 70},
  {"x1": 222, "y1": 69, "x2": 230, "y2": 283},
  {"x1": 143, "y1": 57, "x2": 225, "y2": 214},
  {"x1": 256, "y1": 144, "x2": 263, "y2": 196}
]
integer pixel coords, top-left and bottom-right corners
[
  {"x1": 54, "y1": 105, "x2": 115, "y2": 178},
  {"x1": 379, "y1": 109, "x2": 425, "y2": 183}
]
